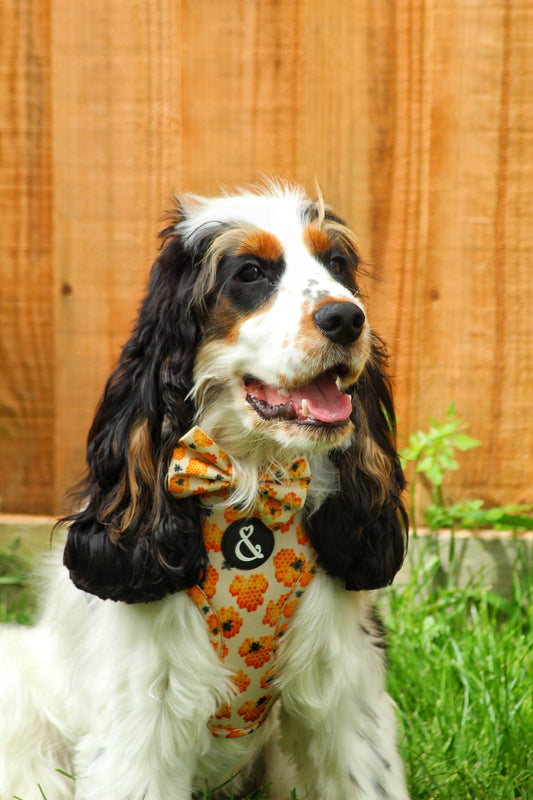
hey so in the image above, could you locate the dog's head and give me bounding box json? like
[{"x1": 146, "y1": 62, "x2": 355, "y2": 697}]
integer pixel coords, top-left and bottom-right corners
[
  {"x1": 63, "y1": 182, "x2": 407, "y2": 602},
  {"x1": 185, "y1": 185, "x2": 370, "y2": 456}
]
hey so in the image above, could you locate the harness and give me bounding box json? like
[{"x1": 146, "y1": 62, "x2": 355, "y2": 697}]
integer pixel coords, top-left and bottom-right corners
[{"x1": 167, "y1": 427, "x2": 319, "y2": 737}]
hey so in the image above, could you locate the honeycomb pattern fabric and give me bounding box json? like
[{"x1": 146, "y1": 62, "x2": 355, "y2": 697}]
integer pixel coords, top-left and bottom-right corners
[{"x1": 167, "y1": 427, "x2": 319, "y2": 737}]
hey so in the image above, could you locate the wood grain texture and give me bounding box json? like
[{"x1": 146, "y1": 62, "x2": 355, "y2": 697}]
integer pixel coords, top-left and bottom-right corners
[
  {"x1": 370, "y1": 0, "x2": 533, "y2": 509},
  {"x1": 52, "y1": 0, "x2": 183, "y2": 511},
  {"x1": 1, "y1": 0, "x2": 532, "y2": 514},
  {"x1": 0, "y1": 0, "x2": 53, "y2": 514}
]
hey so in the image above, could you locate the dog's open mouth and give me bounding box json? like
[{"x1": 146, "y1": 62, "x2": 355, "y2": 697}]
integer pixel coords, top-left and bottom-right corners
[{"x1": 243, "y1": 368, "x2": 353, "y2": 426}]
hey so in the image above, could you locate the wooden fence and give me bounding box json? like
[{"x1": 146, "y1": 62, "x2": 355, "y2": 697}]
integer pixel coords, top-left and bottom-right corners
[{"x1": 1, "y1": 0, "x2": 532, "y2": 516}]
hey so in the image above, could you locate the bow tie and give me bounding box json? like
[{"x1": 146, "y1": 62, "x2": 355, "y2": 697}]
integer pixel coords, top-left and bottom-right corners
[{"x1": 167, "y1": 427, "x2": 311, "y2": 525}]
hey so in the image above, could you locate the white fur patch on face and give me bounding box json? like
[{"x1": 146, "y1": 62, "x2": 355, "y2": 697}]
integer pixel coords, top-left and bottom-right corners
[
  {"x1": 235, "y1": 241, "x2": 367, "y2": 388},
  {"x1": 177, "y1": 182, "x2": 311, "y2": 247}
]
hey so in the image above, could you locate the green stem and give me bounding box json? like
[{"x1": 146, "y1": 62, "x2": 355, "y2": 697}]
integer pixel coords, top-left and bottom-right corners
[{"x1": 410, "y1": 476, "x2": 418, "y2": 536}]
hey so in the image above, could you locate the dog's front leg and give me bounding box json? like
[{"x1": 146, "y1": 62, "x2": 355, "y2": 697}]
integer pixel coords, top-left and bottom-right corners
[
  {"x1": 277, "y1": 685, "x2": 409, "y2": 800},
  {"x1": 68, "y1": 594, "x2": 233, "y2": 800},
  {"x1": 71, "y1": 677, "x2": 220, "y2": 800},
  {"x1": 273, "y1": 575, "x2": 410, "y2": 800}
]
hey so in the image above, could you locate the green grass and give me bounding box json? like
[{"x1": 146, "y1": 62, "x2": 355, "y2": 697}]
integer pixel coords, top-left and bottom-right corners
[
  {"x1": 382, "y1": 537, "x2": 533, "y2": 800},
  {"x1": 1, "y1": 538, "x2": 532, "y2": 799},
  {"x1": 0, "y1": 539, "x2": 36, "y2": 625}
]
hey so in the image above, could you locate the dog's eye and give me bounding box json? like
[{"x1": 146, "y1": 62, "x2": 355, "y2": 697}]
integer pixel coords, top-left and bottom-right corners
[
  {"x1": 329, "y1": 254, "x2": 347, "y2": 276},
  {"x1": 236, "y1": 262, "x2": 264, "y2": 283}
]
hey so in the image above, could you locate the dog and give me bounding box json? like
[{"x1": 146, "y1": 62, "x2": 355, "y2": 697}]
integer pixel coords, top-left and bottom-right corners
[{"x1": 0, "y1": 181, "x2": 410, "y2": 800}]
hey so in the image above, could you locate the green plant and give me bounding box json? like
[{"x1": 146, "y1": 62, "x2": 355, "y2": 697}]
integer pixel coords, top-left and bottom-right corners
[
  {"x1": 425, "y1": 499, "x2": 533, "y2": 532},
  {"x1": 400, "y1": 404, "x2": 533, "y2": 533}
]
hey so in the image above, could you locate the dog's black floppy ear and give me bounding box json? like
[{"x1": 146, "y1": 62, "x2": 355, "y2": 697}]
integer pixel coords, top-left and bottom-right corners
[
  {"x1": 62, "y1": 221, "x2": 209, "y2": 602},
  {"x1": 304, "y1": 336, "x2": 408, "y2": 590}
]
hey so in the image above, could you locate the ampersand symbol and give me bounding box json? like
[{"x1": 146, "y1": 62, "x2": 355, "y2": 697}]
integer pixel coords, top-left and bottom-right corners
[
  {"x1": 235, "y1": 524, "x2": 264, "y2": 562},
  {"x1": 221, "y1": 518, "x2": 275, "y2": 570}
]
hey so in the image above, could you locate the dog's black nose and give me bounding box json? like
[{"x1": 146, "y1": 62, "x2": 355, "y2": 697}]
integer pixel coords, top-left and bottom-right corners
[{"x1": 313, "y1": 301, "x2": 366, "y2": 345}]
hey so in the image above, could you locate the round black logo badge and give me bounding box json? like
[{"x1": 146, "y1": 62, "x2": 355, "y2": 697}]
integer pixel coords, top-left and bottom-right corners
[{"x1": 221, "y1": 518, "x2": 275, "y2": 570}]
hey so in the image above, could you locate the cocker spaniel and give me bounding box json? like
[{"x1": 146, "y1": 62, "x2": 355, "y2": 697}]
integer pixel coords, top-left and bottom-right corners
[{"x1": 0, "y1": 181, "x2": 410, "y2": 800}]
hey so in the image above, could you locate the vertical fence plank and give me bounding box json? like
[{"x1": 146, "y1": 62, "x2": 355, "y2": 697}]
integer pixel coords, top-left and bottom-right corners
[
  {"x1": 178, "y1": 0, "x2": 303, "y2": 191},
  {"x1": 364, "y1": 0, "x2": 533, "y2": 508},
  {"x1": 52, "y1": 0, "x2": 183, "y2": 509},
  {"x1": 0, "y1": 0, "x2": 53, "y2": 514}
]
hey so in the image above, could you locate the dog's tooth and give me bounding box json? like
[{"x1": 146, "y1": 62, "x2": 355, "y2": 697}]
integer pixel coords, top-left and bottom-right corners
[
  {"x1": 301, "y1": 398, "x2": 310, "y2": 417},
  {"x1": 279, "y1": 386, "x2": 291, "y2": 399}
]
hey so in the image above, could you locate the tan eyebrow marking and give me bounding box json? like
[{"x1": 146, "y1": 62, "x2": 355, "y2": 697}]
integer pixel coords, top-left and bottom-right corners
[
  {"x1": 303, "y1": 225, "x2": 333, "y2": 259},
  {"x1": 237, "y1": 230, "x2": 284, "y2": 262},
  {"x1": 194, "y1": 224, "x2": 252, "y2": 304},
  {"x1": 322, "y1": 219, "x2": 360, "y2": 256}
]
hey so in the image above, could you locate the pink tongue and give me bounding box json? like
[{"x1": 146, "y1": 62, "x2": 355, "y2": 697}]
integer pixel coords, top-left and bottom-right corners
[{"x1": 258, "y1": 372, "x2": 352, "y2": 423}]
